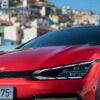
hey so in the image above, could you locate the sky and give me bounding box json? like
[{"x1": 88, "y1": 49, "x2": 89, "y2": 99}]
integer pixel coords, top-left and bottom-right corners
[{"x1": 48, "y1": 0, "x2": 100, "y2": 13}]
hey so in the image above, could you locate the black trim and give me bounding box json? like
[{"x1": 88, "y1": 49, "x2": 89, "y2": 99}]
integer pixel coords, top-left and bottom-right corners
[
  {"x1": 95, "y1": 59, "x2": 100, "y2": 62},
  {"x1": 13, "y1": 87, "x2": 16, "y2": 100},
  {"x1": 32, "y1": 94, "x2": 82, "y2": 100},
  {"x1": 0, "y1": 70, "x2": 34, "y2": 78}
]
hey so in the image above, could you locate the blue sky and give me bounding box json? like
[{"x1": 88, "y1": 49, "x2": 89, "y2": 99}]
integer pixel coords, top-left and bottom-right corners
[{"x1": 48, "y1": 0, "x2": 100, "y2": 13}]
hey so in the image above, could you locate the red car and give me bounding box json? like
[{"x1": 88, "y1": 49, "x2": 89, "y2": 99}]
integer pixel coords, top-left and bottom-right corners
[{"x1": 0, "y1": 25, "x2": 100, "y2": 100}]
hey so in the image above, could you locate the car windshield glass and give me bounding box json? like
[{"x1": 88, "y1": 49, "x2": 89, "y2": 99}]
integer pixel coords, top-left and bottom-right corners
[{"x1": 19, "y1": 26, "x2": 100, "y2": 49}]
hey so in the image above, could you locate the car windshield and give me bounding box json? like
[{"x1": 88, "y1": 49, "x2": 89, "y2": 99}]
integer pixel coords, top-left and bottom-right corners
[{"x1": 19, "y1": 26, "x2": 100, "y2": 49}]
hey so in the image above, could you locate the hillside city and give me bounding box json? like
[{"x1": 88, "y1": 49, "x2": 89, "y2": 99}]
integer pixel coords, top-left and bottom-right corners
[{"x1": 0, "y1": 0, "x2": 100, "y2": 46}]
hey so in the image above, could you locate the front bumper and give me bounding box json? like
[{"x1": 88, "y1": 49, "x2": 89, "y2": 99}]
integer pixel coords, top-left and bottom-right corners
[
  {"x1": 0, "y1": 62, "x2": 99, "y2": 100},
  {"x1": 0, "y1": 76, "x2": 97, "y2": 100}
]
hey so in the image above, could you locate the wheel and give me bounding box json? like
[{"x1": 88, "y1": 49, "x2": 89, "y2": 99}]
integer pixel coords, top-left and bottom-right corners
[{"x1": 96, "y1": 80, "x2": 100, "y2": 100}]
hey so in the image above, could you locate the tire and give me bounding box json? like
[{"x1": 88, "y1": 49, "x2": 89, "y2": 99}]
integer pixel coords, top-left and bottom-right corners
[{"x1": 96, "y1": 80, "x2": 100, "y2": 100}]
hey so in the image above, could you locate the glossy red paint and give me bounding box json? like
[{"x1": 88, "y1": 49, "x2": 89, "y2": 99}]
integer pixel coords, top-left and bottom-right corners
[
  {"x1": 0, "y1": 45, "x2": 100, "y2": 99},
  {"x1": 0, "y1": 45, "x2": 100, "y2": 72}
]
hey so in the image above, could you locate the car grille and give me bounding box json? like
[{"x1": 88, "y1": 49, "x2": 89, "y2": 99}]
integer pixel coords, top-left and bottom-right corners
[
  {"x1": 33, "y1": 94, "x2": 82, "y2": 100},
  {"x1": 0, "y1": 70, "x2": 33, "y2": 78}
]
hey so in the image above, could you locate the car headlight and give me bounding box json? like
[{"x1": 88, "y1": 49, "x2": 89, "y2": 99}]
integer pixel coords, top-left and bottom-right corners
[{"x1": 32, "y1": 61, "x2": 95, "y2": 80}]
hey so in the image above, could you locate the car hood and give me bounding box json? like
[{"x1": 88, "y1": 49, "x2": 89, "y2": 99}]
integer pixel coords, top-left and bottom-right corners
[{"x1": 0, "y1": 45, "x2": 99, "y2": 72}]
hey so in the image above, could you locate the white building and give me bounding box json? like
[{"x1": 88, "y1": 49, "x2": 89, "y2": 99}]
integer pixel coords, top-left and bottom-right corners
[
  {"x1": 91, "y1": 15, "x2": 100, "y2": 25},
  {"x1": 22, "y1": 27, "x2": 37, "y2": 43},
  {"x1": 4, "y1": 26, "x2": 23, "y2": 44},
  {"x1": 22, "y1": 20, "x2": 50, "y2": 43},
  {"x1": 22, "y1": 0, "x2": 28, "y2": 8},
  {"x1": 1, "y1": 0, "x2": 10, "y2": 9}
]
